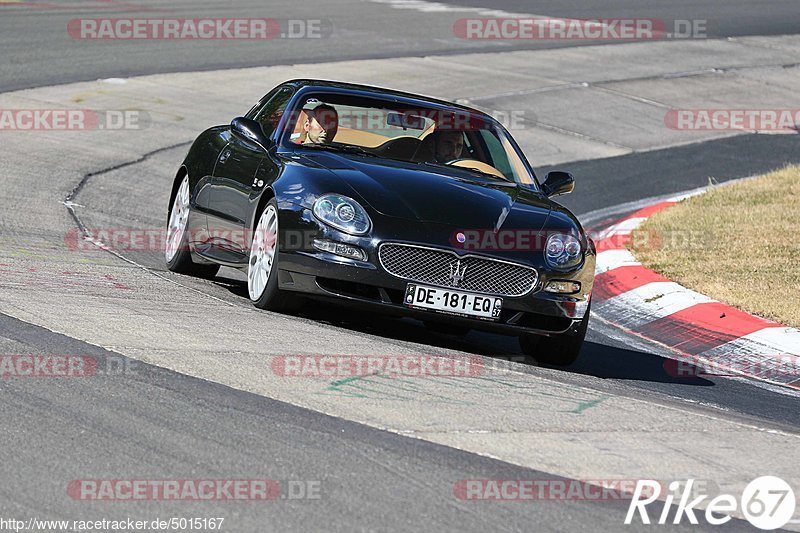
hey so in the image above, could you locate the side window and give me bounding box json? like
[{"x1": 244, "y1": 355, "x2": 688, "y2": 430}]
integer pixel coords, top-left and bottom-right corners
[
  {"x1": 253, "y1": 87, "x2": 294, "y2": 139},
  {"x1": 479, "y1": 130, "x2": 513, "y2": 179}
]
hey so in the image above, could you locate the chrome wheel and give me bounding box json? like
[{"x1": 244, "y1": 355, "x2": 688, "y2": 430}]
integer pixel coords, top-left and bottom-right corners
[
  {"x1": 248, "y1": 205, "x2": 278, "y2": 301},
  {"x1": 165, "y1": 176, "x2": 190, "y2": 262}
]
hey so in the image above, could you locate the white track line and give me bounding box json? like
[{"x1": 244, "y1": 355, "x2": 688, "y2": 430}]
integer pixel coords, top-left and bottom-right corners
[
  {"x1": 594, "y1": 281, "x2": 715, "y2": 329},
  {"x1": 595, "y1": 249, "x2": 641, "y2": 274}
]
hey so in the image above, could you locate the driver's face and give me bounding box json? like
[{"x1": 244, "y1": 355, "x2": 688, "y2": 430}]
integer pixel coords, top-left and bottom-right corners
[
  {"x1": 305, "y1": 110, "x2": 339, "y2": 144},
  {"x1": 435, "y1": 132, "x2": 464, "y2": 163}
]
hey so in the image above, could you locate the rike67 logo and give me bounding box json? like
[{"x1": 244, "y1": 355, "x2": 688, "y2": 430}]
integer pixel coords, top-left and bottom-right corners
[{"x1": 625, "y1": 477, "x2": 796, "y2": 530}]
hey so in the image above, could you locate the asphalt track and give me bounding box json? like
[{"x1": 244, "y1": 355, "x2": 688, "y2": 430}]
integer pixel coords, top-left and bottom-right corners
[
  {"x1": 0, "y1": 314, "x2": 659, "y2": 532},
  {"x1": 436, "y1": 0, "x2": 800, "y2": 38},
  {"x1": 1, "y1": 1, "x2": 799, "y2": 532},
  {"x1": 1, "y1": 0, "x2": 799, "y2": 91}
]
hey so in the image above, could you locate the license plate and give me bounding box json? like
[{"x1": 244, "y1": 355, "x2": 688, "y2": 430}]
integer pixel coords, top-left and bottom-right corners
[{"x1": 404, "y1": 284, "x2": 502, "y2": 321}]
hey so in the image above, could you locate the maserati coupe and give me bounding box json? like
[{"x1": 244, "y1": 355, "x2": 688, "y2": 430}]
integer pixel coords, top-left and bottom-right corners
[{"x1": 165, "y1": 80, "x2": 595, "y2": 365}]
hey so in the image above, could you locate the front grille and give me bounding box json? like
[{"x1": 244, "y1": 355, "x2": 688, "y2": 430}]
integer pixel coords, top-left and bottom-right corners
[{"x1": 378, "y1": 243, "x2": 538, "y2": 297}]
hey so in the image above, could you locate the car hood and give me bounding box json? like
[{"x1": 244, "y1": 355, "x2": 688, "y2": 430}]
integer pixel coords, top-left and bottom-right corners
[{"x1": 301, "y1": 152, "x2": 552, "y2": 232}]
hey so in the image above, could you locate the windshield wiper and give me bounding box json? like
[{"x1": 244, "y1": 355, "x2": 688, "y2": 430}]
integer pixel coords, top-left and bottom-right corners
[{"x1": 303, "y1": 143, "x2": 373, "y2": 157}]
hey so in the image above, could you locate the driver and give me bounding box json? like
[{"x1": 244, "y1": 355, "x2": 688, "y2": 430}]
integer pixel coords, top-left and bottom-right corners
[{"x1": 293, "y1": 100, "x2": 339, "y2": 145}]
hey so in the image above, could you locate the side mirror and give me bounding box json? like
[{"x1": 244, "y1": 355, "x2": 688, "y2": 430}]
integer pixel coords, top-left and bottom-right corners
[
  {"x1": 542, "y1": 171, "x2": 575, "y2": 197},
  {"x1": 231, "y1": 117, "x2": 271, "y2": 151}
]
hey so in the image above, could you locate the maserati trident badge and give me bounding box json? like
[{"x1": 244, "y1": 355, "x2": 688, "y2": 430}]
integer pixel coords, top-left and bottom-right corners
[{"x1": 449, "y1": 260, "x2": 467, "y2": 287}]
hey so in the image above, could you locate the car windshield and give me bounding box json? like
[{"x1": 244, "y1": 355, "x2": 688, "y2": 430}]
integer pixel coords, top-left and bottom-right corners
[{"x1": 282, "y1": 92, "x2": 537, "y2": 187}]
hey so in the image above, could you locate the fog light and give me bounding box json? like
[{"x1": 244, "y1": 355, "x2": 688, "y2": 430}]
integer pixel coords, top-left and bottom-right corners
[
  {"x1": 313, "y1": 239, "x2": 367, "y2": 261},
  {"x1": 544, "y1": 280, "x2": 581, "y2": 294},
  {"x1": 559, "y1": 299, "x2": 589, "y2": 318}
]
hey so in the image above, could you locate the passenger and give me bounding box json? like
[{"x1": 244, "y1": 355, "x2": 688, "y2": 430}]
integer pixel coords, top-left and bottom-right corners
[
  {"x1": 433, "y1": 130, "x2": 465, "y2": 163},
  {"x1": 415, "y1": 129, "x2": 466, "y2": 163}
]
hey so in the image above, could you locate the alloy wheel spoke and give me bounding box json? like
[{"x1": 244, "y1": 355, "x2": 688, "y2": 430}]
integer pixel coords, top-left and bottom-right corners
[
  {"x1": 247, "y1": 205, "x2": 278, "y2": 301},
  {"x1": 166, "y1": 177, "x2": 191, "y2": 262}
]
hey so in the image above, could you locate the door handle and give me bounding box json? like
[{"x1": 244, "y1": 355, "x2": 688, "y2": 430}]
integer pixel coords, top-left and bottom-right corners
[{"x1": 219, "y1": 150, "x2": 231, "y2": 164}]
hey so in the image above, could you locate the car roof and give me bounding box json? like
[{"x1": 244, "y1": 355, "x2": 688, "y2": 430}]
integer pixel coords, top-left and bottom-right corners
[{"x1": 280, "y1": 78, "x2": 495, "y2": 121}]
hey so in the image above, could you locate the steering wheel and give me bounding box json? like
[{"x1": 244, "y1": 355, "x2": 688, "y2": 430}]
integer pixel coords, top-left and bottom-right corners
[{"x1": 444, "y1": 158, "x2": 507, "y2": 180}]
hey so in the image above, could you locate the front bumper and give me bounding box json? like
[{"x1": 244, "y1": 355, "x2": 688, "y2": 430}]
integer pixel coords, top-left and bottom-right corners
[{"x1": 276, "y1": 207, "x2": 595, "y2": 338}]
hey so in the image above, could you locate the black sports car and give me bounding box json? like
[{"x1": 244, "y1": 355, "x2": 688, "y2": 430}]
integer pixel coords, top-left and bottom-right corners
[{"x1": 165, "y1": 79, "x2": 595, "y2": 365}]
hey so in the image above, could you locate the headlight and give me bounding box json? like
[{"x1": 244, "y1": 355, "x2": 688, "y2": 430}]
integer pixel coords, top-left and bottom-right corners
[
  {"x1": 545, "y1": 233, "x2": 582, "y2": 270},
  {"x1": 313, "y1": 194, "x2": 371, "y2": 235}
]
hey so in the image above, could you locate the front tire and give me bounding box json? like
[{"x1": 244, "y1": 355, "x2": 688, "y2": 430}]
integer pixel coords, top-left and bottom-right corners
[
  {"x1": 247, "y1": 199, "x2": 301, "y2": 312},
  {"x1": 519, "y1": 303, "x2": 590, "y2": 366},
  {"x1": 165, "y1": 175, "x2": 220, "y2": 279}
]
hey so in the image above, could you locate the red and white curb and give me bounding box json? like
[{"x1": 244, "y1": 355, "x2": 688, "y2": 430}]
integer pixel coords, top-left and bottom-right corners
[{"x1": 590, "y1": 193, "x2": 800, "y2": 389}]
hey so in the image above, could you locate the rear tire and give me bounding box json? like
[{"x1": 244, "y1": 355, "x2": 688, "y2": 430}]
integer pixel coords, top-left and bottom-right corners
[
  {"x1": 165, "y1": 175, "x2": 220, "y2": 279},
  {"x1": 519, "y1": 303, "x2": 590, "y2": 366},
  {"x1": 247, "y1": 199, "x2": 302, "y2": 312}
]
